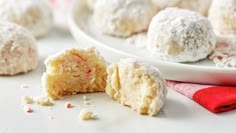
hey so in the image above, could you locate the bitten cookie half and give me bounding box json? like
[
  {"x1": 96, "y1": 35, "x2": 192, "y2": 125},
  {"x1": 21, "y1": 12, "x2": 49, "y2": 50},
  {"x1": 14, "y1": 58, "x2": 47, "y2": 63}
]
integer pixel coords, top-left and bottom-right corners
[
  {"x1": 42, "y1": 48, "x2": 107, "y2": 100},
  {"x1": 106, "y1": 58, "x2": 167, "y2": 116}
]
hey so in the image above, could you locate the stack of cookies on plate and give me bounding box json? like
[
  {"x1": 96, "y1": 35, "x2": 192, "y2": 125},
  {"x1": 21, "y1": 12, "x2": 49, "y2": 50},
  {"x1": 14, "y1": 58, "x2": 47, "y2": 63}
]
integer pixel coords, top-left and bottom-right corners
[{"x1": 88, "y1": 0, "x2": 236, "y2": 67}]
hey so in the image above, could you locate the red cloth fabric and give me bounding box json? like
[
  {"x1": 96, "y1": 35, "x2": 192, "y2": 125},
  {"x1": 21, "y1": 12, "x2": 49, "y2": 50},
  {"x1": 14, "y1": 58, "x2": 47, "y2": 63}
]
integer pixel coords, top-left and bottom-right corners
[
  {"x1": 167, "y1": 81, "x2": 236, "y2": 113},
  {"x1": 193, "y1": 86, "x2": 236, "y2": 113}
]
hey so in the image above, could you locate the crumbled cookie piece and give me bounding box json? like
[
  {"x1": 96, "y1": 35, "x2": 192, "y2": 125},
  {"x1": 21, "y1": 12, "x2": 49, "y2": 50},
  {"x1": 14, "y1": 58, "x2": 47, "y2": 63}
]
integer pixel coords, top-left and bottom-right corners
[
  {"x1": 65, "y1": 102, "x2": 73, "y2": 109},
  {"x1": 20, "y1": 84, "x2": 29, "y2": 89},
  {"x1": 83, "y1": 101, "x2": 91, "y2": 105},
  {"x1": 22, "y1": 96, "x2": 34, "y2": 104},
  {"x1": 83, "y1": 95, "x2": 89, "y2": 101},
  {"x1": 34, "y1": 96, "x2": 53, "y2": 106},
  {"x1": 23, "y1": 105, "x2": 33, "y2": 113},
  {"x1": 79, "y1": 109, "x2": 95, "y2": 120}
]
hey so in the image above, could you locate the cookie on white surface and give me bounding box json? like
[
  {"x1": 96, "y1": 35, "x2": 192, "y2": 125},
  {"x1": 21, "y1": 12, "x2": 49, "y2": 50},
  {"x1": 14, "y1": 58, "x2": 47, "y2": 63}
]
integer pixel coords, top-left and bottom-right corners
[
  {"x1": 148, "y1": 8, "x2": 216, "y2": 62},
  {"x1": 42, "y1": 48, "x2": 107, "y2": 100},
  {"x1": 0, "y1": 0, "x2": 53, "y2": 38},
  {"x1": 22, "y1": 96, "x2": 34, "y2": 104},
  {"x1": 0, "y1": 22, "x2": 39, "y2": 75},
  {"x1": 151, "y1": 0, "x2": 212, "y2": 16},
  {"x1": 93, "y1": 0, "x2": 158, "y2": 37},
  {"x1": 208, "y1": 0, "x2": 236, "y2": 36},
  {"x1": 106, "y1": 58, "x2": 167, "y2": 116},
  {"x1": 34, "y1": 96, "x2": 54, "y2": 106},
  {"x1": 79, "y1": 109, "x2": 95, "y2": 120}
]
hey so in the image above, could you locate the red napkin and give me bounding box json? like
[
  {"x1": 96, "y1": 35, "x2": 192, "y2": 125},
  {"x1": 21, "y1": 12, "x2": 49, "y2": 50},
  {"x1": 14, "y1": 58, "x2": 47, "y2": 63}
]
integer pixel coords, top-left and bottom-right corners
[{"x1": 167, "y1": 81, "x2": 236, "y2": 113}]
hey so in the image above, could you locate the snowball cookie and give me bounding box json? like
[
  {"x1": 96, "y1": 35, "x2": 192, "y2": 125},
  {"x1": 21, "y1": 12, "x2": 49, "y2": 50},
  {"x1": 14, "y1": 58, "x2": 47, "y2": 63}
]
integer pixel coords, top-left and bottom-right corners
[
  {"x1": 0, "y1": 22, "x2": 38, "y2": 75},
  {"x1": 151, "y1": 0, "x2": 212, "y2": 16},
  {"x1": 208, "y1": 0, "x2": 236, "y2": 35},
  {"x1": 42, "y1": 48, "x2": 107, "y2": 100},
  {"x1": 106, "y1": 58, "x2": 167, "y2": 116},
  {"x1": 148, "y1": 8, "x2": 216, "y2": 62},
  {"x1": 86, "y1": 0, "x2": 96, "y2": 11},
  {"x1": 94, "y1": 0, "x2": 158, "y2": 37},
  {"x1": 0, "y1": 0, "x2": 53, "y2": 38}
]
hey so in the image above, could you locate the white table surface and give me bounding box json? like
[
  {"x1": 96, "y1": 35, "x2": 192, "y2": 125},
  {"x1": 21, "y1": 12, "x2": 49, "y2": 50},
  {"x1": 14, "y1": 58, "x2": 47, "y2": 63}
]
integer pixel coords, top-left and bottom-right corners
[{"x1": 0, "y1": 28, "x2": 235, "y2": 133}]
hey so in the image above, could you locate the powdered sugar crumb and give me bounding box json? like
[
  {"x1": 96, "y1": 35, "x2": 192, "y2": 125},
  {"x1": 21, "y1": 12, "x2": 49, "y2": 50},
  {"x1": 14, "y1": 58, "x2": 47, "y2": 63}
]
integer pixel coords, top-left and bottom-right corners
[
  {"x1": 34, "y1": 96, "x2": 54, "y2": 106},
  {"x1": 209, "y1": 35, "x2": 236, "y2": 68},
  {"x1": 65, "y1": 102, "x2": 73, "y2": 109},
  {"x1": 79, "y1": 109, "x2": 95, "y2": 120},
  {"x1": 22, "y1": 96, "x2": 34, "y2": 104},
  {"x1": 83, "y1": 95, "x2": 89, "y2": 101},
  {"x1": 23, "y1": 105, "x2": 33, "y2": 113},
  {"x1": 20, "y1": 84, "x2": 29, "y2": 89}
]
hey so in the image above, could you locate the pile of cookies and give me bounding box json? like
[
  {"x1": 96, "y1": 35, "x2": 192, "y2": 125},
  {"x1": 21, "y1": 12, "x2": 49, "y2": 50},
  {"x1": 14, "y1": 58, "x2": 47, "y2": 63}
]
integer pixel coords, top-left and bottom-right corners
[{"x1": 89, "y1": 0, "x2": 236, "y2": 67}]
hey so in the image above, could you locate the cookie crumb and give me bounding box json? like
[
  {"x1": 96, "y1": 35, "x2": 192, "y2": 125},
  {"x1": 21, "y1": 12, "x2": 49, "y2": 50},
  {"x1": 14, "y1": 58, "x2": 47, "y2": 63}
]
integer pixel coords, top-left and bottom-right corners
[
  {"x1": 34, "y1": 96, "x2": 53, "y2": 106},
  {"x1": 83, "y1": 95, "x2": 89, "y2": 100},
  {"x1": 49, "y1": 116, "x2": 54, "y2": 119},
  {"x1": 83, "y1": 101, "x2": 91, "y2": 105},
  {"x1": 20, "y1": 84, "x2": 29, "y2": 89},
  {"x1": 65, "y1": 102, "x2": 73, "y2": 109},
  {"x1": 22, "y1": 96, "x2": 33, "y2": 104},
  {"x1": 23, "y1": 105, "x2": 33, "y2": 113},
  {"x1": 79, "y1": 109, "x2": 95, "y2": 120}
]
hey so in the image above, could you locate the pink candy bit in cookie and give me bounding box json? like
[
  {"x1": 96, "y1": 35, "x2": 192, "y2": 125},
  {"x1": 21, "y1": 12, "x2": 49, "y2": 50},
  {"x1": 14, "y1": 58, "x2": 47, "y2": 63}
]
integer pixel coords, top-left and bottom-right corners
[
  {"x1": 217, "y1": 56, "x2": 223, "y2": 60},
  {"x1": 86, "y1": 68, "x2": 92, "y2": 79},
  {"x1": 65, "y1": 102, "x2": 73, "y2": 109}
]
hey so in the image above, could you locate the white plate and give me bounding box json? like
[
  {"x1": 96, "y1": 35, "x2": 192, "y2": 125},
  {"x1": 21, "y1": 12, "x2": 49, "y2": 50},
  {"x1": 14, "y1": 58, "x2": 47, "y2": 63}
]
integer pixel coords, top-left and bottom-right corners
[{"x1": 68, "y1": 0, "x2": 236, "y2": 85}]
